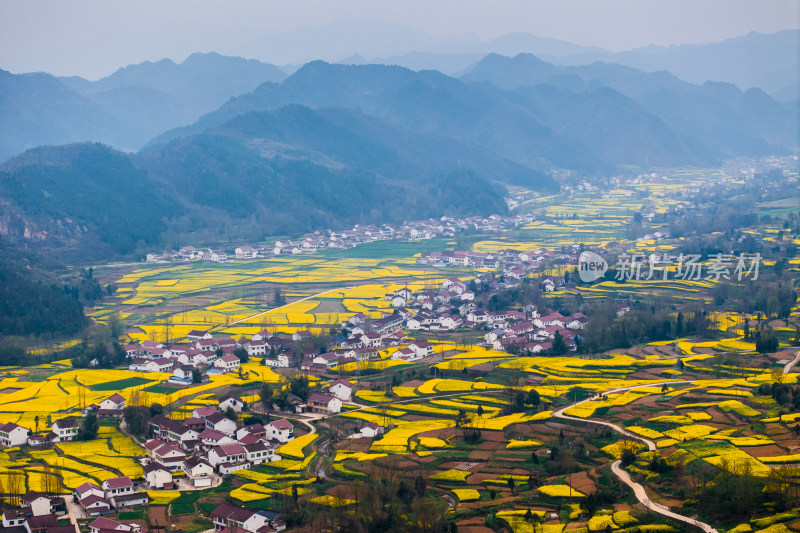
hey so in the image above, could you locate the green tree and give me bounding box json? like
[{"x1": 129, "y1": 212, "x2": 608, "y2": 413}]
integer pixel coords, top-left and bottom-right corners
[
  {"x1": 551, "y1": 331, "x2": 567, "y2": 355},
  {"x1": 78, "y1": 412, "x2": 98, "y2": 441},
  {"x1": 621, "y1": 449, "x2": 637, "y2": 467},
  {"x1": 234, "y1": 347, "x2": 249, "y2": 363},
  {"x1": 261, "y1": 383, "x2": 274, "y2": 412},
  {"x1": 290, "y1": 376, "x2": 310, "y2": 401},
  {"x1": 526, "y1": 389, "x2": 541, "y2": 409}
]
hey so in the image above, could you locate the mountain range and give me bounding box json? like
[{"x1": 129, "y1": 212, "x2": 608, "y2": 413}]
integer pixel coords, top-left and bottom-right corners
[
  {"x1": 0, "y1": 52, "x2": 286, "y2": 161},
  {"x1": 0, "y1": 32, "x2": 797, "y2": 264},
  {"x1": 331, "y1": 27, "x2": 798, "y2": 100}
]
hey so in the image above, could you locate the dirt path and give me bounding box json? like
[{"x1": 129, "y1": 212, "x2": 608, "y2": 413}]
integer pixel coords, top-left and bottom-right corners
[
  {"x1": 783, "y1": 349, "x2": 800, "y2": 374},
  {"x1": 612, "y1": 461, "x2": 717, "y2": 533},
  {"x1": 552, "y1": 381, "x2": 719, "y2": 533}
]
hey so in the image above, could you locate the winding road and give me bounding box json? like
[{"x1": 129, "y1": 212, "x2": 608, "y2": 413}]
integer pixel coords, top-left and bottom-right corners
[
  {"x1": 552, "y1": 381, "x2": 718, "y2": 533},
  {"x1": 783, "y1": 349, "x2": 800, "y2": 374}
]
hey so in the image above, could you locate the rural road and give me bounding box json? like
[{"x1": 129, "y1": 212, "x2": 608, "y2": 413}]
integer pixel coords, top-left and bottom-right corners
[
  {"x1": 611, "y1": 460, "x2": 718, "y2": 533},
  {"x1": 552, "y1": 381, "x2": 718, "y2": 533},
  {"x1": 224, "y1": 288, "x2": 339, "y2": 327},
  {"x1": 783, "y1": 349, "x2": 800, "y2": 374}
]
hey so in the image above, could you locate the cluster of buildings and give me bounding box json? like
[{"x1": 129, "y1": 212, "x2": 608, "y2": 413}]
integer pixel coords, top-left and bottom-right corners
[
  {"x1": 145, "y1": 212, "x2": 537, "y2": 263},
  {"x1": 73, "y1": 476, "x2": 149, "y2": 517},
  {"x1": 416, "y1": 246, "x2": 581, "y2": 279},
  {"x1": 482, "y1": 311, "x2": 587, "y2": 353},
  {"x1": 125, "y1": 332, "x2": 247, "y2": 377},
  {"x1": 142, "y1": 402, "x2": 294, "y2": 480},
  {"x1": 0, "y1": 393, "x2": 128, "y2": 450},
  {"x1": 1, "y1": 492, "x2": 71, "y2": 533}
]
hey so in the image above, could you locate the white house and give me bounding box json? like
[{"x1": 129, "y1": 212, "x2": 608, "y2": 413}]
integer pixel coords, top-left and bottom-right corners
[
  {"x1": 20, "y1": 492, "x2": 53, "y2": 517},
  {"x1": 74, "y1": 482, "x2": 105, "y2": 502},
  {"x1": 183, "y1": 456, "x2": 215, "y2": 488},
  {"x1": 236, "y1": 424, "x2": 268, "y2": 442},
  {"x1": 52, "y1": 418, "x2": 78, "y2": 442},
  {"x1": 143, "y1": 462, "x2": 173, "y2": 489},
  {"x1": 208, "y1": 443, "x2": 247, "y2": 469},
  {"x1": 0, "y1": 422, "x2": 29, "y2": 447},
  {"x1": 146, "y1": 440, "x2": 187, "y2": 470},
  {"x1": 327, "y1": 378, "x2": 353, "y2": 401},
  {"x1": 2, "y1": 509, "x2": 27, "y2": 529},
  {"x1": 408, "y1": 341, "x2": 434, "y2": 358},
  {"x1": 247, "y1": 339, "x2": 268, "y2": 357},
  {"x1": 313, "y1": 353, "x2": 340, "y2": 369},
  {"x1": 98, "y1": 393, "x2": 126, "y2": 411},
  {"x1": 211, "y1": 503, "x2": 271, "y2": 533},
  {"x1": 205, "y1": 412, "x2": 237, "y2": 436},
  {"x1": 102, "y1": 476, "x2": 134, "y2": 499},
  {"x1": 88, "y1": 517, "x2": 142, "y2": 533},
  {"x1": 214, "y1": 354, "x2": 240, "y2": 373},
  {"x1": 266, "y1": 419, "x2": 294, "y2": 443},
  {"x1": 200, "y1": 428, "x2": 237, "y2": 449},
  {"x1": 405, "y1": 317, "x2": 423, "y2": 330},
  {"x1": 192, "y1": 406, "x2": 218, "y2": 418},
  {"x1": 244, "y1": 442, "x2": 276, "y2": 465},
  {"x1": 391, "y1": 347, "x2": 418, "y2": 361},
  {"x1": 262, "y1": 353, "x2": 290, "y2": 368},
  {"x1": 219, "y1": 394, "x2": 245, "y2": 413},
  {"x1": 187, "y1": 330, "x2": 213, "y2": 343},
  {"x1": 308, "y1": 393, "x2": 342, "y2": 414},
  {"x1": 173, "y1": 364, "x2": 194, "y2": 380},
  {"x1": 360, "y1": 423, "x2": 383, "y2": 438}
]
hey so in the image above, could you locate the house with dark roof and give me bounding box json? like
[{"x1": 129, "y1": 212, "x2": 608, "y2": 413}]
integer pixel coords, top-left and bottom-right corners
[
  {"x1": 20, "y1": 492, "x2": 54, "y2": 517},
  {"x1": 266, "y1": 419, "x2": 294, "y2": 443},
  {"x1": 236, "y1": 423, "x2": 267, "y2": 442},
  {"x1": 360, "y1": 422, "x2": 383, "y2": 438},
  {"x1": 214, "y1": 354, "x2": 241, "y2": 373},
  {"x1": 205, "y1": 412, "x2": 237, "y2": 436},
  {"x1": 145, "y1": 439, "x2": 187, "y2": 469},
  {"x1": 143, "y1": 462, "x2": 173, "y2": 489},
  {"x1": 219, "y1": 394, "x2": 245, "y2": 413},
  {"x1": 210, "y1": 503, "x2": 271, "y2": 533},
  {"x1": 0, "y1": 421, "x2": 29, "y2": 447},
  {"x1": 98, "y1": 393, "x2": 125, "y2": 412},
  {"x1": 101, "y1": 476, "x2": 133, "y2": 499},
  {"x1": 200, "y1": 428, "x2": 237, "y2": 450},
  {"x1": 183, "y1": 456, "x2": 214, "y2": 488},
  {"x1": 327, "y1": 378, "x2": 353, "y2": 401},
  {"x1": 192, "y1": 405, "x2": 218, "y2": 418},
  {"x1": 148, "y1": 415, "x2": 200, "y2": 448},
  {"x1": 88, "y1": 516, "x2": 141, "y2": 533},
  {"x1": 244, "y1": 442, "x2": 276, "y2": 465},
  {"x1": 51, "y1": 418, "x2": 77, "y2": 442},
  {"x1": 77, "y1": 493, "x2": 112, "y2": 517},
  {"x1": 208, "y1": 443, "x2": 248, "y2": 474},
  {"x1": 308, "y1": 393, "x2": 342, "y2": 414},
  {"x1": 2, "y1": 508, "x2": 28, "y2": 530}
]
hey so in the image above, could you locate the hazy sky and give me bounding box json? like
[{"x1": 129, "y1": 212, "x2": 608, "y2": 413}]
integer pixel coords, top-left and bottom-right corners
[{"x1": 1, "y1": 0, "x2": 797, "y2": 79}]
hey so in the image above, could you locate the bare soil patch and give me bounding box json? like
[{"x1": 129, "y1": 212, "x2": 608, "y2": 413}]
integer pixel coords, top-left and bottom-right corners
[
  {"x1": 469, "y1": 450, "x2": 492, "y2": 461},
  {"x1": 148, "y1": 506, "x2": 168, "y2": 529},
  {"x1": 748, "y1": 444, "x2": 791, "y2": 457},
  {"x1": 566, "y1": 471, "x2": 596, "y2": 495}
]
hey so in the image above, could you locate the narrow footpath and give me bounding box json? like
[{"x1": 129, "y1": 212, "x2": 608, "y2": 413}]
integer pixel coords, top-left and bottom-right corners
[{"x1": 552, "y1": 381, "x2": 718, "y2": 533}]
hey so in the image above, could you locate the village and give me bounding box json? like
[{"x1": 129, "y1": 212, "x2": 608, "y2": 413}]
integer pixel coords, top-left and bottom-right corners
[
  {"x1": 144, "y1": 212, "x2": 539, "y2": 264},
  {"x1": 0, "y1": 386, "x2": 292, "y2": 533},
  {"x1": 0, "y1": 260, "x2": 601, "y2": 533}
]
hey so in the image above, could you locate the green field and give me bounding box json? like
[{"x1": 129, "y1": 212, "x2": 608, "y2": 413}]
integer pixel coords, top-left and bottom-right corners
[{"x1": 89, "y1": 377, "x2": 154, "y2": 391}]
